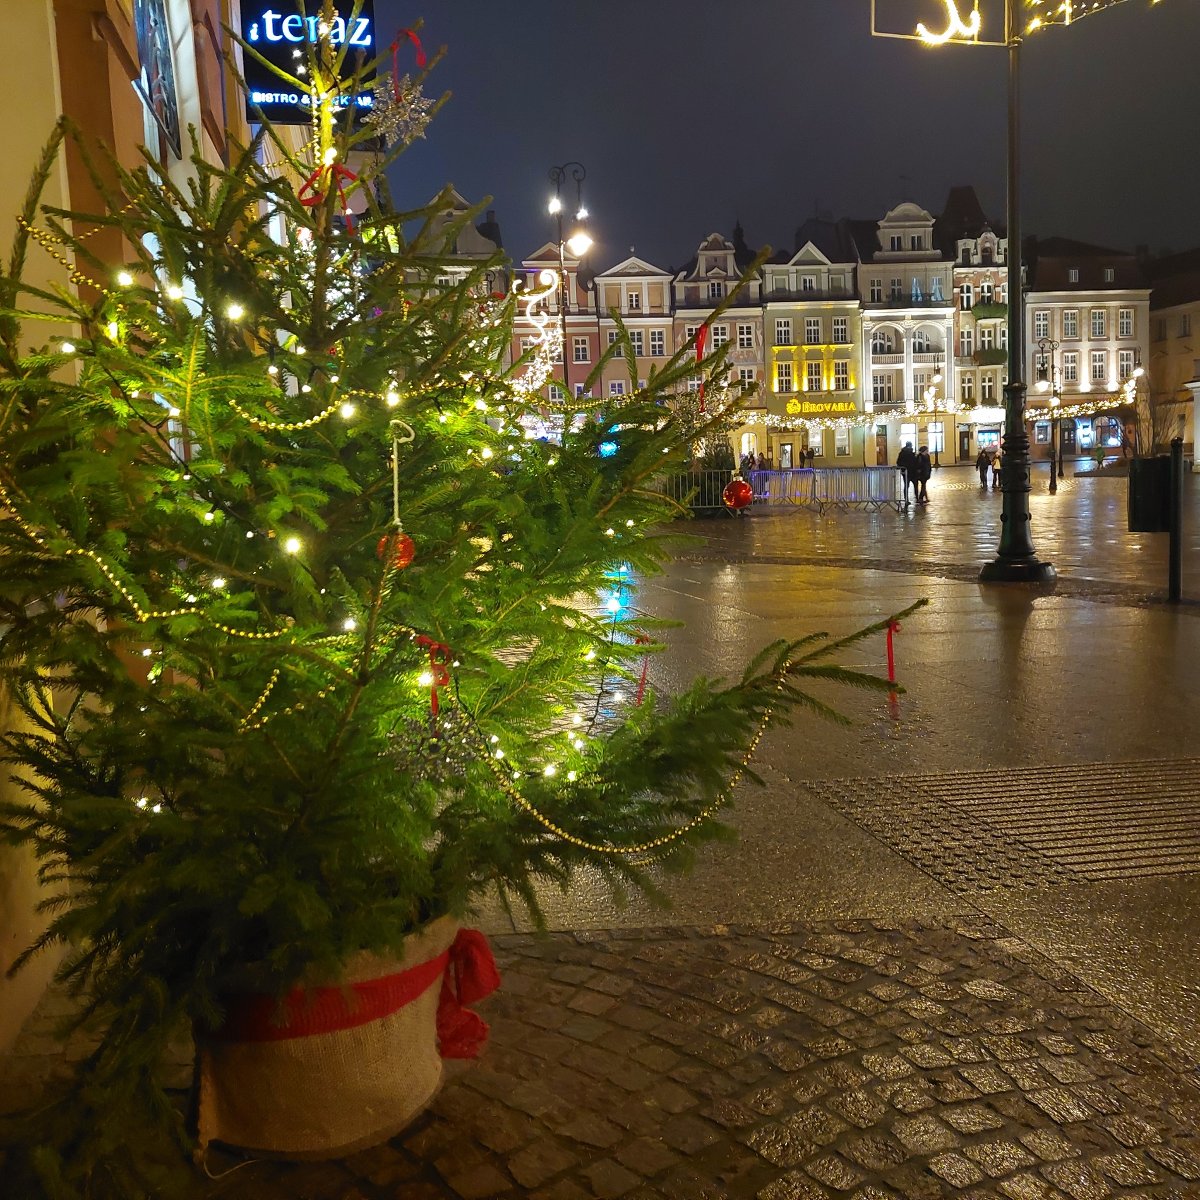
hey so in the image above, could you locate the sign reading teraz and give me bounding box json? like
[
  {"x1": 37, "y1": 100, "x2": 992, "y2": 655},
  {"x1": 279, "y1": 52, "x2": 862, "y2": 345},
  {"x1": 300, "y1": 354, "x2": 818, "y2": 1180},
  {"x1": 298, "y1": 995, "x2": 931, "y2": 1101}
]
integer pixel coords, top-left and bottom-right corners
[{"x1": 241, "y1": 1, "x2": 376, "y2": 124}]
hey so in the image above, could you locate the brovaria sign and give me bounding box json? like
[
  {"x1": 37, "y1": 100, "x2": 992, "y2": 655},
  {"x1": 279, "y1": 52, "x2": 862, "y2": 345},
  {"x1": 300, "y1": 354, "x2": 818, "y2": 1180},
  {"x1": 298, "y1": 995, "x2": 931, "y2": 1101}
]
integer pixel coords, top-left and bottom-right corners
[
  {"x1": 787, "y1": 399, "x2": 858, "y2": 417},
  {"x1": 241, "y1": 2, "x2": 376, "y2": 123}
]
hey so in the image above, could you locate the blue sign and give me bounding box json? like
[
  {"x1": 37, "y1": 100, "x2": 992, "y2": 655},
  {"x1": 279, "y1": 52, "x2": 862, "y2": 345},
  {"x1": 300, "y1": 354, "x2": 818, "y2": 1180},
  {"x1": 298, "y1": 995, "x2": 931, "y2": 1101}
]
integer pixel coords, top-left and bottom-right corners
[{"x1": 241, "y1": 2, "x2": 376, "y2": 124}]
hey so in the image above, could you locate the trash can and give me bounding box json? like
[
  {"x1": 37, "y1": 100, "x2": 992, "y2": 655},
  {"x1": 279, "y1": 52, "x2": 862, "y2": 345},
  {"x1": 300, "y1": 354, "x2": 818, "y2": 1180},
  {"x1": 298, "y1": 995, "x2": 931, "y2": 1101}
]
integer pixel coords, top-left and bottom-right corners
[{"x1": 1128, "y1": 455, "x2": 1171, "y2": 532}]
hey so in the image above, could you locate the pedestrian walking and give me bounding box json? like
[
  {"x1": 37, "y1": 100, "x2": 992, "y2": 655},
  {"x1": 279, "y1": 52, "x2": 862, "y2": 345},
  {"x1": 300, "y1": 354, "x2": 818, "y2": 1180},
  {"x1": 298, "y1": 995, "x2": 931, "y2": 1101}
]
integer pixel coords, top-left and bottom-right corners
[
  {"x1": 915, "y1": 445, "x2": 932, "y2": 503},
  {"x1": 740, "y1": 451, "x2": 756, "y2": 474},
  {"x1": 895, "y1": 441, "x2": 917, "y2": 507},
  {"x1": 992, "y1": 451, "x2": 1002, "y2": 489},
  {"x1": 806, "y1": 447, "x2": 815, "y2": 467},
  {"x1": 975, "y1": 448, "x2": 990, "y2": 487},
  {"x1": 761, "y1": 449, "x2": 774, "y2": 471}
]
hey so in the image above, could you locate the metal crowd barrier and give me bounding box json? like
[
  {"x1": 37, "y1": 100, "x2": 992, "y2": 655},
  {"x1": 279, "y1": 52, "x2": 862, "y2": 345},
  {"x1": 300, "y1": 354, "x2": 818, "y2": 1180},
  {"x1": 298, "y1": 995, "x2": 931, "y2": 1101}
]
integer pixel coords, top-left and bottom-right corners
[{"x1": 660, "y1": 468, "x2": 905, "y2": 514}]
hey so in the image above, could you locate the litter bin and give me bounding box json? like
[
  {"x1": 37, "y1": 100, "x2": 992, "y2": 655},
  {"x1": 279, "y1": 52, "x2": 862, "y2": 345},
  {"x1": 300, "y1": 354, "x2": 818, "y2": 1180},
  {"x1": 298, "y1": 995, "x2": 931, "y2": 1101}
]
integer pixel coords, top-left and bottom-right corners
[{"x1": 1128, "y1": 455, "x2": 1171, "y2": 532}]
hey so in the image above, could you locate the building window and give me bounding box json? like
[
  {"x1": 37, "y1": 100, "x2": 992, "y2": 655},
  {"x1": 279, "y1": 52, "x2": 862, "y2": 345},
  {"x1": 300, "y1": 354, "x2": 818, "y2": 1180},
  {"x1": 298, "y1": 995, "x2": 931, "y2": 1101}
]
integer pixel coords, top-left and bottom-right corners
[
  {"x1": 575, "y1": 384, "x2": 588, "y2": 398},
  {"x1": 873, "y1": 375, "x2": 893, "y2": 404},
  {"x1": 900, "y1": 422, "x2": 917, "y2": 446},
  {"x1": 607, "y1": 330, "x2": 619, "y2": 346},
  {"x1": 1034, "y1": 311, "x2": 1049, "y2": 339},
  {"x1": 520, "y1": 336, "x2": 536, "y2": 354},
  {"x1": 912, "y1": 330, "x2": 931, "y2": 354},
  {"x1": 687, "y1": 376, "x2": 700, "y2": 392},
  {"x1": 1063, "y1": 352, "x2": 1078, "y2": 383},
  {"x1": 834, "y1": 361, "x2": 849, "y2": 391},
  {"x1": 774, "y1": 318, "x2": 792, "y2": 346},
  {"x1": 738, "y1": 367, "x2": 755, "y2": 385},
  {"x1": 910, "y1": 235, "x2": 923, "y2": 250},
  {"x1": 573, "y1": 336, "x2": 589, "y2": 363},
  {"x1": 980, "y1": 279, "x2": 994, "y2": 303},
  {"x1": 981, "y1": 374, "x2": 995, "y2": 401},
  {"x1": 548, "y1": 383, "x2": 564, "y2": 401},
  {"x1": 805, "y1": 318, "x2": 821, "y2": 344},
  {"x1": 1068, "y1": 268, "x2": 1079, "y2": 283},
  {"x1": 1181, "y1": 314, "x2": 1192, "y2": 337},
  {"x1": 1119, "y1": 349, "x2": 1135, "y2": 380},
  {"x1": 737, "y1": 323, "x2": 754, "y2": 349},
  {"x1": 980, "y1": 327, "x2": 995, "y2": 350},
  {"x1": 869, "y1": 278, "x2": 883, "y2": 303},
  {"x1": 1104, "y1": 267, "x2": 1115, "y2": 283},
  {"x1": 629, "y1": 330, "x2": 644, "y2": 356},
  {"x1": 626, "y1": 291, "x2": 641, "y2": 311},
  {"x1": 1091, "y1": 309, "x2": 1106, "y2": 339},
  {"x1": 1035, "y1": 422, "x2": 1050, "y2": 444},
  {"x1": 1119, "y1": 308, "x2": 1133, "y2": 338},
  {"x1": 835, "y1": 426, "x2": 851, "y2": 456},
  {"x1": 832, "y1": 316, "x2": 848, "y2": 343},
  {"x1": 890, "y1": 235, "x2": 902, "y2": 251},
  {"x1": 1091, "y1": 350, "x2": 1106, "y2": 382},
  {"x1": 710, "y1": 324, "x2": 728, "y2": 347},
  {"x1": 871, "y1": 330, "x2": 894, "y2": 354},
  {"x1": 961, "y1": 374, "x2": 974, "y2": 403},
  {"x1": 960, "y1": 328, "x2": 974, "y2": 356},
  {"x1": 650, "y1": 329, "x2": 664, "y2": 356},
  {"x1": 707, "y1": 281, "x2": 724, "y2": 300},
  {"x1": 890, "y1": 277, "x2": 903, "y2": 299},
  {"x1": 801, "y1": 274, "x2": 816, "y2": 292},
  {"x1": 806, "y1": 362, "x2": 822, "y2": 392},
  {"x1": 775, "y1": 361, "x2": 793, "y2": 392},
  {"x1": 1063, "y1": 310, "x2": 1078, "y2": 339},
  {"x1": 609, "y1": 380, "x2": 626, "y2": 396},
  {"x1": 961, "y1": 283, "x2": 973, "y2": 310},
  {"x1": 928, "y1": 421, "x2": 944, "y2": 453}
]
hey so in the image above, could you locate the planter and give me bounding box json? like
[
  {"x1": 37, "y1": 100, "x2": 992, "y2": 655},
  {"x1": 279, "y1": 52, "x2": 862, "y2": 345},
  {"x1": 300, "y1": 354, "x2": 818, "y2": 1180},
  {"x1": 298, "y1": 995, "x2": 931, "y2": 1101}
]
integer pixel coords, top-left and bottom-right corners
[{"x1": 197, "y1": 916, "x2": 499, "y2": 1160}]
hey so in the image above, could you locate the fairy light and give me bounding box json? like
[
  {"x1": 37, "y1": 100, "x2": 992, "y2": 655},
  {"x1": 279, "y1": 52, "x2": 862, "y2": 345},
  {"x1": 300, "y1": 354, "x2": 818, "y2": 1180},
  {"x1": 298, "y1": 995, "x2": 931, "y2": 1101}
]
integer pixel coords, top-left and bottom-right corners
[
  {"x1": 226, "y1": 303, "x2": 245, "y2": 320},
  {"x1": 166, "y1": 284, "x2": 184, "y2": 300},
  {"x1": 117, "y1": 271, "x2": 134, "y2": 287},
  {"x1": 480, "y1": 447, "x2": 494, "y2": 460},
  {"x1": 203, "y1": 511, "x2": 215, "y2": 523},
  {"x1": 212, "y1": 577, "x2": 226, "y2": 589},
  {"x1": 340, "y1": 402, "x2": 356, "y2": 418},
  {"x1": 60, "y1": 341, "x2": 76, "y2": 355},
  {"x1": 283, "y1": 537, "x2": 302, "y2": 555},
  {"x1": 267, "y1": 364, "x2": 279, "y2": 375},
  {"x1": 343, "y1": 618, "x2": 357, "y2": 631},
  {"x1": 106, "y1": 321, "x2": 119, "y2": 340},
  {"x1": 418, "y1": 670, "x2": 434, "y2": 687},
  {"x1": 543, "y1": 764, "x2": 557, "y2": 777},
  {"x1": 386, "y1": 389, "x2": 400, "y2": 406}
]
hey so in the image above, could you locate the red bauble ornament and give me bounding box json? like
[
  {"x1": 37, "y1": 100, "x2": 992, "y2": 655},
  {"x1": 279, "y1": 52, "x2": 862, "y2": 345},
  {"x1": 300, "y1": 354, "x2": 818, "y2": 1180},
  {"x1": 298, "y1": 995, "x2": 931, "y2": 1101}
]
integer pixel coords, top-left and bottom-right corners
[
  {"x1": 376, "y1": 530, "x2": 416, "y2": 569},
  {"x1": 722, "y1": 479, "x2": 754, "y2": 510}
]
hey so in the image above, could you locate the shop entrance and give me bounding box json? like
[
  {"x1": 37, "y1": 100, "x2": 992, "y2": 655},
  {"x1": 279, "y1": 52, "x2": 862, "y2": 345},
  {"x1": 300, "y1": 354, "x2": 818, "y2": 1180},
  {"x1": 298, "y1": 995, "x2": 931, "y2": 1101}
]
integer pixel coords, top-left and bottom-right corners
[
  {"x1": 958, "y1": 428, "x2": 972, "y2": 459},
  {"x1": 875, "y1": 425, "x2": 888, "y2": 466}
]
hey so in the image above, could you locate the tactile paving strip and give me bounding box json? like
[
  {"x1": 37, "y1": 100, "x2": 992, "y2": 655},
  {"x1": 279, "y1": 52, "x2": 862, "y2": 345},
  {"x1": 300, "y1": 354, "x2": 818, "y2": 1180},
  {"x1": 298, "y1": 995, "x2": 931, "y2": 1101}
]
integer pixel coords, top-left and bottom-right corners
[{"x1": 817, "y1": 758, "x2": 1200, "y2": 892}]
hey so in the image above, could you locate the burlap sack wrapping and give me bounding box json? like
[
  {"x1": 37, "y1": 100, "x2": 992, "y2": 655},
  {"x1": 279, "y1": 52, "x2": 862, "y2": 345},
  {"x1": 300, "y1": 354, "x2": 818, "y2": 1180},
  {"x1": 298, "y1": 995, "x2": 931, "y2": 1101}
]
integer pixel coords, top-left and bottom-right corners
[{"x1": 198, "y1": 915, "x2": 459, "y2": 1159}]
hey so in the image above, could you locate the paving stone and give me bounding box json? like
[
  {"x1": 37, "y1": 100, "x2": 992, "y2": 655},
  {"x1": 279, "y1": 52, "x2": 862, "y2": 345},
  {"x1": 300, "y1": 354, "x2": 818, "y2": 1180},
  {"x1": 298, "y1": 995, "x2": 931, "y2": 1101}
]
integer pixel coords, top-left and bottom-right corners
[
  {"x1": 580, "y1": 1158, "x2": 642, "y2": 1198},
  {"x1": 1092, "y1": 1151, "x2": 1163, "y2": 1186},
  {"x1": 745, "y1": 1122, "x2": 814, "y2": 1168},
  {"x1": 1098, "y1": 1113, "x2": 1164, "y2": 1147},
  {"x1": 1025, "y1": 1087, "x2": 1096, "y2": 1123},
  {"x1": 942, "y1": 1103, "x2": 1007, "y2": 1134},
  {"x1": 997, "y1": 1174, "x2": 1069, "y2": 1200},
  {"x1": 1018, "y1": 1130, "x2": 1083, "y2": 1162},
  {"x1": 804, "y1": 1153, "x2": 864, "y2": 1191},
  {"x1": 890, "y1": 1113, "x2": 959, "y2": 1153},
  {"x1": 840, "y1": 1134, "x2": 906, "y2": 1171},
  {"x1": 1146, "y1": 1144, "x2": 1200, "y2": 1180},
  {"x1": 442, "y1": 1162, "x2": 513, "y2": 1199},
  {"x1": 928, "y1": 1152, "x2": 986, "y2": 1187},
  {"x1": 756, "y1": 1171, "x2": 828, "y2": 1200},
  {"x1": 554, "y1": 1112, "x2": 623, "y2": 1149},
  {"x1": 826, "y1": 1088, "x2": 889, "y2": 1128},
  {"x1": 507, "y1": 1138, "x2": 579, "y2": 1189},
  {"x1": 1039, "y1": 1160, "x2": 1113, "y2": 1200},
  {"x1": 782, "y1": 1104, "x2": 847, "y2": 1146},
  {"x1": 962, "y1": 1139, "x2": 1038, "y2": 1177}
]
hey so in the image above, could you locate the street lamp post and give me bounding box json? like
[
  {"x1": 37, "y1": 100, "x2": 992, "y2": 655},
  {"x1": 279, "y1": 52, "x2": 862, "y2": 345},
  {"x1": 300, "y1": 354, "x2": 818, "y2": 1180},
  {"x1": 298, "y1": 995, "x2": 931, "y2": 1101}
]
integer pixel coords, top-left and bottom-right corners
[
  {"x1": 927, "y1": 362, "x2": 944, "y2": 467},
  {"x1": 547, "y1": 163, "x2": 592, "y2": 400},
  {"x1": 1036, "y1": 336, "x2": 1062, "y2": 494}
]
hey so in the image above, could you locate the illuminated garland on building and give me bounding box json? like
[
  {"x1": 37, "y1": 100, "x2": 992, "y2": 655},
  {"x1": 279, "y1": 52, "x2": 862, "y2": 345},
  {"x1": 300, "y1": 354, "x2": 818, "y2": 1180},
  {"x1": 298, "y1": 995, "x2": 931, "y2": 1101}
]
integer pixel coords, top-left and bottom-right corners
[{"x1": 1025, "y1": 0, "x2": 1167, "y2": 34}]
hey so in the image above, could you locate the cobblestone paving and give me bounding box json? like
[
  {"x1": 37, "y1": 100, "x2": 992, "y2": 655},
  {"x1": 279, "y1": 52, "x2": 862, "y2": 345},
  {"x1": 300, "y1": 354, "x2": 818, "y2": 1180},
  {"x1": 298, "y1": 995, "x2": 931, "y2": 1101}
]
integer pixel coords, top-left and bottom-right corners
[
  {"x1": 205, "y1": 919, "x2": 1200, "y2": 1199},
  {"x1": 816, "y1": 760, "x2": 1200, "y2": 894}
]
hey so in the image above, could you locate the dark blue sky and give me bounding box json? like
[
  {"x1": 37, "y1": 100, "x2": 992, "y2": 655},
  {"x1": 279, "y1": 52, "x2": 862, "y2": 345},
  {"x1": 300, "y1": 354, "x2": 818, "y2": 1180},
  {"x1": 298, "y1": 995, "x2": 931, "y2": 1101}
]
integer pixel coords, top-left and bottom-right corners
[{"x1": 376, "y1": 0, "x2": 1199, "y2": 271}]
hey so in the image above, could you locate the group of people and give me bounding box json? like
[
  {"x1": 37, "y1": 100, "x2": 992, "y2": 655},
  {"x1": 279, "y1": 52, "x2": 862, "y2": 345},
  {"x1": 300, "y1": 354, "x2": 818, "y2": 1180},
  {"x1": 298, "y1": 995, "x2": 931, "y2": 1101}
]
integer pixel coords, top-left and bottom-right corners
[
  {"x1": 974, "y1": 448, "x2": 1003, "y2": 489},
  {"x1": 895, "y1": 442, "x2": 933, "y2": 506},
  {"x1": 739, "y1": 447, "x2": 817, "y2": 473}
]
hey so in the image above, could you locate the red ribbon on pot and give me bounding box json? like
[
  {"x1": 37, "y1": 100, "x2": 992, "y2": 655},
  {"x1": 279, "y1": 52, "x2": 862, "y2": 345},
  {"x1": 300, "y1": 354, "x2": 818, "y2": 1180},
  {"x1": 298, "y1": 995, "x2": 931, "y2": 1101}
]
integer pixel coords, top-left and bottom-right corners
[
  {"x1": 416, "y1": 635, "x2": 452, "y2": 715},
  {"x1": 436, "y1": 928, "x2": 502, "y2": 1059},
  {"x1": 298, "y1": 162, "x2": 360, "y2": 234}
]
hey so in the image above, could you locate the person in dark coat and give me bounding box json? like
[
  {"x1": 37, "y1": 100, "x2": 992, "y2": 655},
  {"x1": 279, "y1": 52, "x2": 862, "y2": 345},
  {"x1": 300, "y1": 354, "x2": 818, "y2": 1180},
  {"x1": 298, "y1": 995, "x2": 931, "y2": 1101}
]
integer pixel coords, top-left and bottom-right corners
[
  {"x1": 915, "y1": 445, "x2": 932, "y2": 503},
  {"x1": 895, "y1": 441, "x2": 917, "y2": 506},
  {"x1": 975, "y1": 448, "x2": 990, "y2": 487},
  {"x1": 992, "y1": 451, "x2": 1002, "y2": 489}
]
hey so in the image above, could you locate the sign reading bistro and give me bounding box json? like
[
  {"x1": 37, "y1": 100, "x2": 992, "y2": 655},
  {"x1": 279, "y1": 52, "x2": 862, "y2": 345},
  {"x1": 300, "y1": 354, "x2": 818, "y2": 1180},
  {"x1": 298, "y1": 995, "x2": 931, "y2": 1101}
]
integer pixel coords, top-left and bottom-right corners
[
  {"x1": 786, "y1": 398, "x2": 858, "y2": 417},
  {"x1": 241, "y1": 1, "x2": 377, "y2": 123}
]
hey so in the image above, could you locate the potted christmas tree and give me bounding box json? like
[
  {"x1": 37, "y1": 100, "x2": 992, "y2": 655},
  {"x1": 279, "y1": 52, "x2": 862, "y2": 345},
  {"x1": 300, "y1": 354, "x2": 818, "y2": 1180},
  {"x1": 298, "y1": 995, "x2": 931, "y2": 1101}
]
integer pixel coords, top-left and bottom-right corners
[{"x1": 0, "y1": 9, "x2": 910, "y2": 1195}]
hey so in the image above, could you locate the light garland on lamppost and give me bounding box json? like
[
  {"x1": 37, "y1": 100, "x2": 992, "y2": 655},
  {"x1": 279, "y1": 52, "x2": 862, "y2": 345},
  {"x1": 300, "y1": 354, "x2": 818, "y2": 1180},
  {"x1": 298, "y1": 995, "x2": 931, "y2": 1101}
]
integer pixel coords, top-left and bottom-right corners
[
  {"x1": 1035, "y1": 336, "x2": 1063, "y2": 492},
  {"x1": 547, "y1": 162, "x2": 592, "y2": 401}
]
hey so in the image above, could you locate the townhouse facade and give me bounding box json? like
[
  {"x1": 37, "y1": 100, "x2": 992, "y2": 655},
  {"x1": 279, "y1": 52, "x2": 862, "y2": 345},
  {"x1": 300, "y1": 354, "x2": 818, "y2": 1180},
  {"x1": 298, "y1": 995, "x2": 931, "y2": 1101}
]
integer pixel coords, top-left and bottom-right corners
[
  {"x1": 508, "y1": 191, "x2": 1187, "y2": 472},
  {"x1": 1144, "y1": 249, "x2": 1200, "y2": 456}
]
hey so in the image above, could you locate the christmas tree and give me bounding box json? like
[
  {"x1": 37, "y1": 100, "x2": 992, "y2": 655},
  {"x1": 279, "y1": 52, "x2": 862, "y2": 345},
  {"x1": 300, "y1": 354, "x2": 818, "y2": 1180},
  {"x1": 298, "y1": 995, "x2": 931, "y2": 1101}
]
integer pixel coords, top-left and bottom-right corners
[{"x1": 0, "y1": 9, "x2": 910, "y2": 1194}]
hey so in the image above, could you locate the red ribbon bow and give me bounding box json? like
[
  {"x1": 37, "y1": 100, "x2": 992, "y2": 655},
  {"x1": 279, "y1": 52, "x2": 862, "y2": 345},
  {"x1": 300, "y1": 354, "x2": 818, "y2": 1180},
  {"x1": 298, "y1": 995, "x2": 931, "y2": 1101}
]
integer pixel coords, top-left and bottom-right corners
[
  {"x1": 436, "y1": 928, "x2": 502, "y2": 1059},
  {"x1": 416, "y1": 635, "x2": 452, "y2": 715},
  {"x1": 885, "y1": 619, "x2": 901, "y2": 684},
  {"x1": 695, "y1": 322, "x2": 709, "y2": 412},
  {"x1": 298, "y1": 162, "x2": 360, "y2": 233}
]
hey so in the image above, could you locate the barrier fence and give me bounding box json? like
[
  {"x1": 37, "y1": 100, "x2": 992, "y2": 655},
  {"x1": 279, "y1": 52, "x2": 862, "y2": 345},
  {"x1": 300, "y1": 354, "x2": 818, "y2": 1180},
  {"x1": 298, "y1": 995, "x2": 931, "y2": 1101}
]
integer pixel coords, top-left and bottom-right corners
[{"x1": 662, "y1": 468, "x2": 906, "y2": 514}]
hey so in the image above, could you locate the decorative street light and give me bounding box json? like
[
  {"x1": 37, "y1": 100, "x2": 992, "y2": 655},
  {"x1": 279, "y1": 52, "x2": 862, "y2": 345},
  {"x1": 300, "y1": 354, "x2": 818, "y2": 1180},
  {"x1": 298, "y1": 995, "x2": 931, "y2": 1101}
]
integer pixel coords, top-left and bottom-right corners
[
  {"x1": 924, "y1": 361, "x2": 945, "y2": 468},
  {"x1": 547, "y1": 162, "x2": 592, "y2": 399},
  {"x1": 1036, "y1": 336, "x2": 1062, "y2": 493}
]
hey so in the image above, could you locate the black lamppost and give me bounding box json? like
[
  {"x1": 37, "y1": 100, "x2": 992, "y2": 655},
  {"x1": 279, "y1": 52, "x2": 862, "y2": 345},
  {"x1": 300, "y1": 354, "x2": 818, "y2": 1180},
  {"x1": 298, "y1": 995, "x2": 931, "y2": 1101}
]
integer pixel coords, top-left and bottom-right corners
[
  {"x1": 1036, "y1": 336, "x2": 1062, "y2": 494},
  {"x1": 977, "y1": 0, "x2": 1055, "y2": 582},
  {"x1": 924, "y1": 360, "x2": 945, "y2": 467},
  {"x1": 547, "y1": 162, "x2": 592, "y2": 398}
]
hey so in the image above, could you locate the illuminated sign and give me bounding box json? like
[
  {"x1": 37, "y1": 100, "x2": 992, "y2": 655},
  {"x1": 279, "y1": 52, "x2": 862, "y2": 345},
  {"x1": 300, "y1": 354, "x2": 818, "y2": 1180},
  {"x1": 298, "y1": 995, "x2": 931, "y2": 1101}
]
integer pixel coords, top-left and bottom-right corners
[
  {"x1": 241, "y1": 1, "x2": 376, "y2": 124},
  {"x1": 786, "y1": 399, "x2": 859, "y2": 416}
]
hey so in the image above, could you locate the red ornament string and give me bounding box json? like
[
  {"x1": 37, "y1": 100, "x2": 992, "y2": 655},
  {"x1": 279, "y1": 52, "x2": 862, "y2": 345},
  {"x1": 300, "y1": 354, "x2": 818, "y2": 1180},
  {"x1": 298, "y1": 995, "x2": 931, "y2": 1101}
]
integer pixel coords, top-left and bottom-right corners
[
  {"x1": 694, "y1": 322, "x2": 709, "y2": 413},
  {"x1": 634, "y1": 635, "x2": 652, "y2": 706},
  {"x1": 885, "y1": 619, "x2": 900, "y2": 685},
  {"x1": 391, "y1": 28, "x2": 427, "y2": 100},
  {"x1": 416, "y1": 635, "x2": 452, "y2": 715}
]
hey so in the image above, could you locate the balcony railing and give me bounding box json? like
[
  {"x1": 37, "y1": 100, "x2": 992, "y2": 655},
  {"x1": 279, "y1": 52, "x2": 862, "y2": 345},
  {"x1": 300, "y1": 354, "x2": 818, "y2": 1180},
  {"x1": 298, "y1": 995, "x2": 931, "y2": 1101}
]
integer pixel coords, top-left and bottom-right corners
[
  {"x1": 763, "y1": 288, "x2": 857, "y2": 303},
  {"x1": 863, "y1": 296, "x2": 955, "y2": 311}
]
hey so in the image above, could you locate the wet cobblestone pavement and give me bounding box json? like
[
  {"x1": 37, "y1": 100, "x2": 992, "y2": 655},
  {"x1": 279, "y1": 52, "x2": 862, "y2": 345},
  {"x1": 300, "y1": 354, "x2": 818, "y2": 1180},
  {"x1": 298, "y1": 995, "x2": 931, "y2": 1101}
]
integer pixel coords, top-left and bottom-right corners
[{"x1": 6, "y1": 469, "x2": 1200, "y2": 1197}]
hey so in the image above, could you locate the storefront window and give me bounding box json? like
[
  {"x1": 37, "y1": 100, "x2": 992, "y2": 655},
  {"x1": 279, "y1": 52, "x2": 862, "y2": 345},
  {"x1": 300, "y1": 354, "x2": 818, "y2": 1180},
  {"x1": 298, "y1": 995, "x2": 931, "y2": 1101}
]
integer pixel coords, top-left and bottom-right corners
[
  {"x1": 1034, "y1": 422, "x2": 1050, "y2": 444},
  {"x1": 835, "y1": 427, "x2": 850, "y2": 457},
  {"x1": 928, "y1": 422, "x2": 944, "y2": 453}
]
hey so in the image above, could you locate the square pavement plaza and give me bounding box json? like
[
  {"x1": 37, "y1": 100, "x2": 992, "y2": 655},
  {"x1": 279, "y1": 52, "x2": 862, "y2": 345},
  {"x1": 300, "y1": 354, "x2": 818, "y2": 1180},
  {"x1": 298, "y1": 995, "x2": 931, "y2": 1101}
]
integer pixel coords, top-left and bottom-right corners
[{"x1": 5, "y1": 470, "x2": 1200, "y2": 1198}]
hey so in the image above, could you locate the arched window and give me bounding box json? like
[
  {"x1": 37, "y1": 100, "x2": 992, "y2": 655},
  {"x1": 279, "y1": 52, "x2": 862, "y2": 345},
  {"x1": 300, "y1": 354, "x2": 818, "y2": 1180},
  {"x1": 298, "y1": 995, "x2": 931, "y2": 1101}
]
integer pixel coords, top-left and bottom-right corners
[
  {"x1": 980, "y1": 279, "x2": 994, "y2": 303},
  {"x1": 871, "y1": 329, "x2": 894, "y2": 354},
  {"x1": 912, "y1": 330, "x2": 931, "y2": 354}
]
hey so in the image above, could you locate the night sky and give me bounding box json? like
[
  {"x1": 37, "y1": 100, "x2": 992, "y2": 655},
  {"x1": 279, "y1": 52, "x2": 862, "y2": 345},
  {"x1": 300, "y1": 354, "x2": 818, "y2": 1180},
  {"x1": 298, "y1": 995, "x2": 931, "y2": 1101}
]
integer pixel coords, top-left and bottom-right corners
[{"x1": 376, "y1": 0, "x2": 1199, "y2": 271}]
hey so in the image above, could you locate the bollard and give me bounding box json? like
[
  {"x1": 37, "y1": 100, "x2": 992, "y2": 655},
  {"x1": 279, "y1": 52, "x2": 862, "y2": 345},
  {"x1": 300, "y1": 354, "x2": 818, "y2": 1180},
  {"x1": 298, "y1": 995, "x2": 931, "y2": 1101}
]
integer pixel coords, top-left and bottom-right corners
[{"x1": 1169, "y1": 437, "x2": 1183, "y2": 603}]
